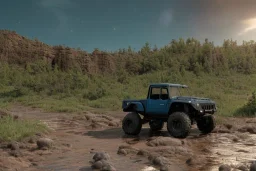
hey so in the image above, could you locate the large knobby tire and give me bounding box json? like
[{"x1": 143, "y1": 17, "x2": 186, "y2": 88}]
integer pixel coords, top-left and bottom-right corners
[
  {"x1": 167, "y1": 112, "x2": 191, "y2": 138},
  {"x1": 197, "y1": 115, "x2": 216, "y2": 134},
  {"x1": 149, "y1": 120, "x2": 164, "y2": 131},
  {"x1": 122, "y1": 112, "x2": 142, "y2": 135}
]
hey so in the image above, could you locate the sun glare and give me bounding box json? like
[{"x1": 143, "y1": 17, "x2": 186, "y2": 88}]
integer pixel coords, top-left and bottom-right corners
[{"x1": 238, "y1": 17, "x2": 256, "y2": 35}]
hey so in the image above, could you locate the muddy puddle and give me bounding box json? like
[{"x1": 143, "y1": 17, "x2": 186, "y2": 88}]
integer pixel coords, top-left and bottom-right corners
[{"x1": 2, "y1": 106, "x2": 256, "y2": 171}]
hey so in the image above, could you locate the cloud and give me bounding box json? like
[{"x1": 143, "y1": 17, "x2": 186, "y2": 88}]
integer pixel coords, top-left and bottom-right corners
[
  {"x1": 158, "y1": 9, "x2": 173, "y2": 27},
  {"x1": 39, "y1": 0, "x2": 74, "y2": 31},
  {"x1": 238, "y1": 17, "x2": 256, "y2": 36}
]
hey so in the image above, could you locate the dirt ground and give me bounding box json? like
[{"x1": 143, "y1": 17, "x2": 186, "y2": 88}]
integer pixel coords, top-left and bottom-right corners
[{"x1": 1, "y1": 105, "x2": 256, "y2": 171}]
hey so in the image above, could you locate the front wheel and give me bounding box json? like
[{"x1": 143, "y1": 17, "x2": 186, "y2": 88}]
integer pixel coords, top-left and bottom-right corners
[
  {"x1": 149, "y1": 120, "x2": 164, "y2": 131},
  {"x1": 122, "y1": 112, "x2": 142, "y2": 135},
  {"x1": 167, "y1": 112, "x2": 191, "y2": 138},
  {"x1": 197, "y1": 115, "x2": 216, "y2": 134}
]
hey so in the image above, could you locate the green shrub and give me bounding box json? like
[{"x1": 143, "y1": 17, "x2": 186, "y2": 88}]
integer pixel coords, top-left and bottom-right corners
[
  {"x1": 235, "y1": 91, "x2": 256, "y2": 117},
  {"x1": 0, "y1": 116, "x2": 47, "y2": 142}
]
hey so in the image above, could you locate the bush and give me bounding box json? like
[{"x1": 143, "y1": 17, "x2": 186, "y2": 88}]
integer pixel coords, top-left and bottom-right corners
[
  {"x1": 85, "y1": 87, "x2": 107, "y2": 100},
  {"x1": 0, "y1": 116, "x2": 47, "y2": 141},
  {"x1": 235, "y1": 91, "x2": 256, "y2": 116}
]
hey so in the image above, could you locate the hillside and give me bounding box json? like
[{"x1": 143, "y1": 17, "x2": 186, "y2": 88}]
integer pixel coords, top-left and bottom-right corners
[
  {"x1": 1, "y1": 30, "x2": 256, "y2": 76},
  {"x1": 0, "y1": 30, "x2": 256, "y2": 116},
  {"x1": 0, "y1": 30, "x2": 116, "y2": 74}
]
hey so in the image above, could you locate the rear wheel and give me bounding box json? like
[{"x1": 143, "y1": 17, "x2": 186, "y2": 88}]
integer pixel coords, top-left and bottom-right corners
[
  {"x1": 149, "y1": 120, "x2": 164, "y2": 131},
  {"x1": 167, "y1": 112, "x2": 191, "y2": 138},
  {"x1": 122, "y1": 112, "x2": 142, "y2": 135},
  {"x1": 197, "y1": 115, "x2": 216, "y2": 134}
]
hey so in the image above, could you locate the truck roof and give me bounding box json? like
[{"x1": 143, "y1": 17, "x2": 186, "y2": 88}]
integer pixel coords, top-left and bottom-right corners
[{"x1": 149, "y1": 83, "x2": 188, "y2": 88}]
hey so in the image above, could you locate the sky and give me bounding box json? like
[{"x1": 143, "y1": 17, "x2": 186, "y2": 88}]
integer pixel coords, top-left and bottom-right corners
[{"x1": 1, "y1": 0, "x2": 256, "y2": 52}]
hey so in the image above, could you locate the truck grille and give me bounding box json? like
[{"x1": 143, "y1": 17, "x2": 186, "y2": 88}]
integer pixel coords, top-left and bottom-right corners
[{"x1": 201, "y1": 104, "x2": 215, "y2": 110}]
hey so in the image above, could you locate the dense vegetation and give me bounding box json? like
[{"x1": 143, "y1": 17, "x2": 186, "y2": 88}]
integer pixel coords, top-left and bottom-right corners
[{"x1": 0, "y1": 30, "x2": 256, "y2": 116}]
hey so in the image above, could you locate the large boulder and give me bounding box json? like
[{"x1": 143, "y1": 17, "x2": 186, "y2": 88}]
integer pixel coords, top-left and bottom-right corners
[
  {"x1": 92, "y1": 152, "x2": 110, "y2": 162},
  {"x1": 91, "y1": 152, "x2": 116, "y2": 171}
]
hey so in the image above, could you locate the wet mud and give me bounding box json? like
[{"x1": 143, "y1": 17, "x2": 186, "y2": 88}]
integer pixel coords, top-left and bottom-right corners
[{"x1": 0, "y1": 106, "x2": 256, "y2": 171}]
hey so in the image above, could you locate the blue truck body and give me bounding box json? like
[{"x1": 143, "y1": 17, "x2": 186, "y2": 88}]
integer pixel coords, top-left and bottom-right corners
[{"x1": 122, "y1": 83, "x2": 217, "y2": 120}]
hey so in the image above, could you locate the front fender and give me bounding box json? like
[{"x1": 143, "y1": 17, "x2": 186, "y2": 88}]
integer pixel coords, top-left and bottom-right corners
[
  {"x1": 123, "y1": 102, "x2": 144, "y2": 113},
  {"x1": 169, "y1": 101, "x2": 201, "y2": 114},
  {"x1": 190, "y1": 103, "x2": 202, "y2": 111}
]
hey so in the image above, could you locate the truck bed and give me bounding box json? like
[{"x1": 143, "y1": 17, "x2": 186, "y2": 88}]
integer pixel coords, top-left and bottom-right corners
[{"x1": 122, "y1": 99, "x2": 147, "y2": 112}]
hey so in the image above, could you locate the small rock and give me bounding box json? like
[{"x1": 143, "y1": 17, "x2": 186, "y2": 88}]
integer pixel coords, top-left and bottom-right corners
[
  {"x1": 233, "y1": 138, "x2": 239, "y2": 142},
  {"x1": 160, "y1": 165, "x2": 169, "y2": 171},
  {"x1": 224, "y1": 124, "x2": 233, "y2": 130},
  {"x1": 93, "y1": 152, "x2": 110, "y2": 162},
  {"x1": 7, "y1": 142, "x2": 19, "y2": 151},
  {"x1": 19, "y1": 143, "x2": 29, "y2": 149},
  {"x1": 41, "y1": 147, "x2": 49, "y2": 151},
  {"x1": 63, "y1": 143, "x2": 72, "y2": 148},
  {"x1": 91, "y1": 159, "x2": 116, "y2": 171},
  {"x1": 238, "y1": 126, "x2": 256, "y2": 134},
  {"x1": 108, "y1": 122, "x2": 116, "y2": 127},
  {"x1": 37, "y1": 138, "x2": 54, "y2": 149},
  {"x1": 219, "y1": 164, "x2": 231, "y2": 171},
  {"x1": 117, "y1": 149, "x2": 127, "y2": 156},
  {"x1": 137, "y1": 150, "x2": 148, "y2": 156},
  {"x1": 118, "y1": 145, "x2": 139, "y2": 154},
  {"x1": 148, "y1": 156, "x2": 166, "y2": 166},
  {"x1": 185, "y1": 157, "x2": 201, "y2": 166},
  {"x1": 186, "y1": 158, "x2": 193, "y2": 166},
  {"x1": 9, "y1": 150, "x2": 22, "y2": 157},
  {"x1": 146, "y1": 137, "x2": 183, "y2": 147},
  {"x1": 28, "y1": 137, "x2": 36, "y2": 144},
  {"x1": 91, "y1": 160, "x2": 104, "y2": 169},
  {"x1": 153, "y1": 157, "x2": 164, "y2": 166},
  {"x1": 31, "y1": 162, "x2": 38, "y2": 166},
  {"x1": 237, "y1": 165, "x2": 248, "y2": 171},
  {"x1": 250, "y1": 162, "x2": 256, "y2": 171},
  {"x1": 102, "y1": 164, "x2": 116, "y2": 171},
  {"x1": 201, "y1": 148, "x2": 211, "y2": 153}
]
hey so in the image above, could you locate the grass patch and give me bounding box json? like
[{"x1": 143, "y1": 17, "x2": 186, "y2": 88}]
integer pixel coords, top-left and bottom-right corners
[{"x1": 0, "y1": 116, "x2": 48, "y2": 142}]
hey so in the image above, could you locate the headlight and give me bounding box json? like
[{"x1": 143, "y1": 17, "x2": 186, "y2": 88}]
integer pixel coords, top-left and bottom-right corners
[{"x1": 196, "y1": 103, "x2": 200, "y2": 107}]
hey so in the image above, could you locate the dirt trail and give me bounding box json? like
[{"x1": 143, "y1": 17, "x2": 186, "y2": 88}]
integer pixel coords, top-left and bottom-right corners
[{"x1": 1, "y1": 105, "x2": 256, "y2": 171}]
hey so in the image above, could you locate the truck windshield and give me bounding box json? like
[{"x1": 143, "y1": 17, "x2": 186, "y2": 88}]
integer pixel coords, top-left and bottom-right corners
[{"x1": 169, "y1": 86, "x2": 188, "y2": 98}]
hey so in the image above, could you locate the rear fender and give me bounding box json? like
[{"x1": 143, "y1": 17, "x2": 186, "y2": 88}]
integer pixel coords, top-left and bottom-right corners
[{"x1": 123, "y1": 102, "x2": 144, "y2": 113}]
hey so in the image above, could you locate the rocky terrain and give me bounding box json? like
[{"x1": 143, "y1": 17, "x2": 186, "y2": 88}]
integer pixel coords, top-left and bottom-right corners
[{"x1": 0, "y1": 105, "x2": 256, "y2": 171}]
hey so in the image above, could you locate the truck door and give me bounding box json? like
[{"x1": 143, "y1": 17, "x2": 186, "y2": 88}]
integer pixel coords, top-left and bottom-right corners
[{"x1": 147, "y1": 86, "x2": 169, "y2": 115}]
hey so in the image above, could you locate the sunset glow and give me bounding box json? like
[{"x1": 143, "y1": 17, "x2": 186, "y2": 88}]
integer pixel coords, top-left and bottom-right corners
[{"x1": 239, "y1": 17, "x2": 256, "y2": 35}]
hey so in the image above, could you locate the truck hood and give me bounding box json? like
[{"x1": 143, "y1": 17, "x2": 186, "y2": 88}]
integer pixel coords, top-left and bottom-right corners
[{"x1": 173, "y1": 96, "x2": 214, "y2": 103}]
